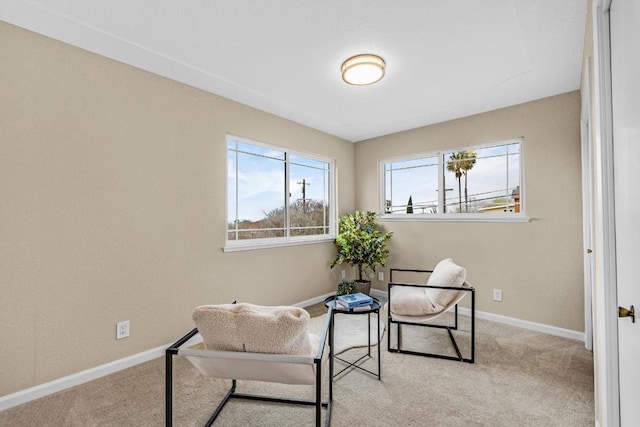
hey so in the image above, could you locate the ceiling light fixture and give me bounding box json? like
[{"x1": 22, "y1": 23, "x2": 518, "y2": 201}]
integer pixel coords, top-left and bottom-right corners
[{"x1": 341, "y1": 54, "x2": 386, "y2": 86}]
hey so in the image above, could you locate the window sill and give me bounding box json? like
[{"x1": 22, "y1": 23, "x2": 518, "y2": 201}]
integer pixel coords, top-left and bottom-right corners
[
  {"x1": 378, "y1": 214, "x2": 531, "y2": 223},
  {"x1": 223, "y1": 235, "x2": 335, "y2": 253}
]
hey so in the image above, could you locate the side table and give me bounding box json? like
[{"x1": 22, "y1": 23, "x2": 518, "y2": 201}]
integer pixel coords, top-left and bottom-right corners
[{"x1": 324, "y1": 296, "x2": 381, "y2": 380}]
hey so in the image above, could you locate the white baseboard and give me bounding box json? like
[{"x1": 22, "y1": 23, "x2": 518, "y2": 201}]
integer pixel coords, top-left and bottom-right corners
[
  {"x1": 372, "y1": 288, "x2": 584, "y2": 342},
  {"x1": 0, "y1": 334, "x2": 204, "y2": 413},
  {"x1": 0, "y1": 294, "x2": 335, "y2": 412},
  {"x1": 370, "y1": 288, "x2": 388, "y2": 301},
  {"x1": 292, "y1": 292, "x2": 335, "y2": 308},
  {"x1": 0, "y1": 344, "x2": 160, "y2": 411},
  {"x1": 0, "y1": 290, "x2": 583, "y2": 412},
  {"x1": 299, "y1": 288, "x2": 584, "y2": 341},
  {"x1": 457, "y1": 307, "x2": 585, "y2": 341}
]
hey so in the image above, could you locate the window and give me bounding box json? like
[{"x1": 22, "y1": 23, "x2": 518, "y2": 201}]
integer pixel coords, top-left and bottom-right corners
[
  {"x1": 226, "y1": 135, "x2": 334, "y2": 250},
  {"x1": 381, "y1": 138, "x2": 525, "y2": 220}
]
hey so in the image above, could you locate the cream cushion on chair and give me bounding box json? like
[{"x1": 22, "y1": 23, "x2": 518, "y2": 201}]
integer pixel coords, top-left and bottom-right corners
[
  {"x1": 193, "y1": 303, "x2": 312, "y2": 355},
  {"x1": 389, "y1": 258, "x2": 468, "y2": 319},
  {"x1": 389, "y1": 286, "x2": 440, "y2": 316},
  {"x1": 188, "y1": 303, "x2": 325, "y2": 384},
  {"x1": 425, "y1": 258, "x2": 467, "y2": 307}
]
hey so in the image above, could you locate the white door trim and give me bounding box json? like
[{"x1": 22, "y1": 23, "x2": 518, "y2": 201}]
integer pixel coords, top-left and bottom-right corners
[
  {"x1": 592, "y1": 0, "x2": 620, "y2": 425},
  {"x1": 581, "y1": 56, "x2": 594, "y2": 352}
]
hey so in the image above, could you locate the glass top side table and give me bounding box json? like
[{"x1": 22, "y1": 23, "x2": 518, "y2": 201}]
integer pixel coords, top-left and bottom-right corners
[{"x1": 324, "y1": 295, "x2": 381, "y2": 380}]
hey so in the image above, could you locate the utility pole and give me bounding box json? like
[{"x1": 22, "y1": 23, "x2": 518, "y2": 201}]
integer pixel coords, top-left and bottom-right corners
[
  {"x1": 437, "y1": 188, "x2": 454, "y2": 213},
  {"x1": 297, "y1": 179, "x2": 311, "y2": 213}
]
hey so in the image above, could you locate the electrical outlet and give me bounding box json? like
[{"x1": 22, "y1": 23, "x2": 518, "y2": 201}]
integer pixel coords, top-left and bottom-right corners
[
  {"x1": 116, "y1": 320, "x2": 130, "y2": 339},
  {"x1": 341, "y1": 270, "x2": 346, "y2": 279},
  {"x1": 493, "y1": 289, "x2": 503, "y2": 302},
  {"x1": 378, "y1": 271, "x2": 384, "y2": 281}
]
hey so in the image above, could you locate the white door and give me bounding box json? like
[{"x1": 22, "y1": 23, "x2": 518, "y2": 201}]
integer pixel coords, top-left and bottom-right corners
[{"x1": 610, "y1": 0, "x2": 640, "y2": 424}]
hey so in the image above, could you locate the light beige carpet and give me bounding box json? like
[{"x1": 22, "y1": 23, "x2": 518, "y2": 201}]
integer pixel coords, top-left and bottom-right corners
[
  {"x1": 0, "y1": 313, "x2": 594, "y2": 426},
  {"x1": 309, "y1": 309, "x2": 385, "y2": 354}
]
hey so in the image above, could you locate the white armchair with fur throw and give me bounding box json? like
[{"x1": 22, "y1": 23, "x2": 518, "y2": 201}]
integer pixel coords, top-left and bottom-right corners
[
  {"x1": 166, "y1": 302, "x2": 332, "y2": 426},
  {"x1": 385, "y1": 258, "x2": 475, "y2": 363}
]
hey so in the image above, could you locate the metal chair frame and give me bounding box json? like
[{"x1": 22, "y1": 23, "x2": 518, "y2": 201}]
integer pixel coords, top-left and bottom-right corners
[
  {"x1": 166, "y1": 308, "x2": 333, "y2": 426},
  {"x1": 387, "y1": 268, "x2": 475, "y2": 363}
]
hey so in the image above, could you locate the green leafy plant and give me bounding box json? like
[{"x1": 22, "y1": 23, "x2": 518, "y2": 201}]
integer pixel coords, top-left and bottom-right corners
[
  {"x1": 330, "y1": 211, "x2": 393, "y2": 281},
  {"x1": 336, "y1": 279, "x2": 359, "y2": 296}
]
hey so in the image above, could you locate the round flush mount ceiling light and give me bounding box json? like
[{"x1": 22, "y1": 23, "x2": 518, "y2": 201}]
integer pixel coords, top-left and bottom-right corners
[{"x1": 341, "y1": 54, "x2": 386, "y2": 86}]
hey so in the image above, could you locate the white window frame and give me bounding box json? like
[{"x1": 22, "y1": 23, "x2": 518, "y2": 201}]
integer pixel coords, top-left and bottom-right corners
[
  {"x1": 379, "y1": 138, "x2": 530, "y2": 223},
  {"x1": 224, "y1": 135, "x2": 336, "y2": 252}
]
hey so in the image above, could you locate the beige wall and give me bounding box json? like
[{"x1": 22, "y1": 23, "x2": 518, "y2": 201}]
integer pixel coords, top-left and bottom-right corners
[
  {"x1": 355, "y1": 92, "x2": 584, "y2": 332},
  {"x1": 1, "y1": 19, "x2": 586, "y2": 399},
  {"x1": 0, "y1": 22, "x2": 355, "y2": 396}
]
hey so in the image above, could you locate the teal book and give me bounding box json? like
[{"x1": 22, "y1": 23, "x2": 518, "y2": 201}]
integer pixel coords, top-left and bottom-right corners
[{"x1": 337, "y1": 292, "x2": 373, "y2": 309}]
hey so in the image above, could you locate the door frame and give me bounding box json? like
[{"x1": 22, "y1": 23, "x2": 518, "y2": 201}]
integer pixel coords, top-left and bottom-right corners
[
  {"x1": 591, "y1": 0, "x2": 620, "y2": 425},
  {"x1": 580, "y1": 56, "x2": 594, "y2": 352}
]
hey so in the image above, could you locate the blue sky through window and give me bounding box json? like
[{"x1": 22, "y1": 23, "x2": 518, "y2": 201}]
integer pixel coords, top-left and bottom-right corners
[
  {"x1": 384, "y1": 140, "x2": 522, "y2": 214},
  {"x1": 227, "y1": 138, "x2": 331, "y2": 224}
]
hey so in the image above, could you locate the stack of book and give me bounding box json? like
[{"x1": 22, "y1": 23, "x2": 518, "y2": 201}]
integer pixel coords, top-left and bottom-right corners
[{"x1": 337, "y1": 292, "x2": 373, "y2": 310}]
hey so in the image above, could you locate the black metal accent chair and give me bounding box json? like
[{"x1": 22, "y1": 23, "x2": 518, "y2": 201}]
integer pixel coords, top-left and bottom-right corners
[
  {"x1": 166, "y1": 303, "x2": 333, "y2": 426},
  {"x1": 386, "y1": 259, "x2": 475, "y2": 363}
]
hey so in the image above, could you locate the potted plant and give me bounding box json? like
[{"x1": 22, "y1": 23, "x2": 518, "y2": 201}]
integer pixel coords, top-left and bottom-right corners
[
  {"x1": 331, "y1": 211, "x2": 393, "y2": 295},
  {"x1": 336, "y1": 279, "x2": 359, "y2": 296}
]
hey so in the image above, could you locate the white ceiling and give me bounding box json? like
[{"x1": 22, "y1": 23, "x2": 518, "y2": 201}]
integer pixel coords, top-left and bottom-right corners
[{"x1": 1, "y1": 0, "x2": 588, "y2": 142}]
